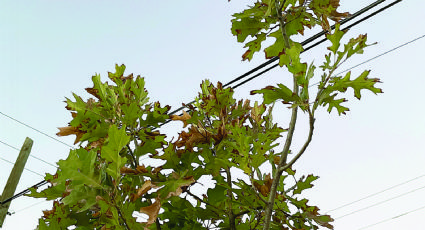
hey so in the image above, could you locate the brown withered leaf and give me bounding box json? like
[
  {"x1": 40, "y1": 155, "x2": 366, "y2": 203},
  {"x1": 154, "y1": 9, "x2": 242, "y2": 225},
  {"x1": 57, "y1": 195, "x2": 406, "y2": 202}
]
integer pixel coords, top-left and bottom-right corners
[
  {"x1": 175, "y1": 125, "x2": 211, "y2": 151},
  {"x1": 88, "y1": 138, "x2": 104, "y2": 149},
  {"x1": 140, "y1": 198, "x2": 161, "y2": 228},
  {"x1": 42, "y1": 209, "x2": 54, "y2": 219},
  {"x1": 242, "y1": 50, "x2": 251, "y2": 61},
  {"x1": 170, "y1": 110, "x2": 191, "y2": 128},
  {"x1": 136, "y1": 165, "x2": 149, "y2": 173},
  {"x1": 120, "y1": 165, "x2": 148, "y2": 175},
  {"x1": 85, "y1": 87, "x2": 100, "y2": 99},
  {"x1": 57, "y1": 126, "x2": 86, "y2": 144},
  {"x1": 130, "y1": 180, "x2": 158, "y2": 202},
  {"x1": 174, "y1": 131, "x2": 191, "y2": 148},
  {"x1": 319, "y1": 0, "x2": 350, "y2": 32},
  {"x1": 120, "y1": 166, "x2": 137, "y2": 175},
  {"x1": 329, "y1": 0, "x2": 350, "y2": 21},
  {"x1": 254, "y1": 174, "x2": 273, "y2": 197}
]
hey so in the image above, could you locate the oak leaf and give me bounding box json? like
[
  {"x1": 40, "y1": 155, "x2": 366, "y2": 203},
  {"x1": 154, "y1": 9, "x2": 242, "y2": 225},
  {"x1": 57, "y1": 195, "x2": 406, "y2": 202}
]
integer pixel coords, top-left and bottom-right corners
[
  {"x1": 254, "y1": 174, "x2": 273, "y2": 197},
  {"x1": 140, "y1": 198, "x2": 161, "y2": 229},
  {"x1": 131, "y1": 180, "x2": 158, "y2": 202},
  {"x1": 120, "y1": 165, "x2": 148, "y2": 175},
  {"x1": 56, "y1": 126, "x2": 85, "y2": 144},
  {"x1": 175, "y1": 125, "x2": 211, "y2": 150},
  {"x1": 170, "y1": 110, "x2": 191, "y2": 127},
  {"x1": 85, "y1": 87, "x2": 100, "y2": 99}
]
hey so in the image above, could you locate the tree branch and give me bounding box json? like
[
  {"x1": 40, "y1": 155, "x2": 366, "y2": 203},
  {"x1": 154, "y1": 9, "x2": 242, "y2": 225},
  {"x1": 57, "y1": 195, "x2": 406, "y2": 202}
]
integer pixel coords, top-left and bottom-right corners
[
  {"x1": 126, "y1": 144, "x2": 138, "y2": 169},
  {"x1": 263, "y1": 3, "x2": 298, "y2": 229},
  {"x1": 279, "y1": 110, "x2": 315, "y2": 173},
  {"x1": 262, "y1": 63, "x2": 298, "y2": 229},
  {"x1": 226, "y1": 167, "x2": 237, "y2": 230},
  {"x1": 275, "y1": 0, "x2": 290, "y2": 49}
]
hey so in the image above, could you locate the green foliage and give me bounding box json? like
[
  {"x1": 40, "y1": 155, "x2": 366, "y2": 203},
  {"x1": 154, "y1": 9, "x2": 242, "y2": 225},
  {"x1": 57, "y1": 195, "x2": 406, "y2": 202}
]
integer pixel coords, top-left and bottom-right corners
[{"x1": 29, "y1": 1, "x2": 382, "y2": 229}]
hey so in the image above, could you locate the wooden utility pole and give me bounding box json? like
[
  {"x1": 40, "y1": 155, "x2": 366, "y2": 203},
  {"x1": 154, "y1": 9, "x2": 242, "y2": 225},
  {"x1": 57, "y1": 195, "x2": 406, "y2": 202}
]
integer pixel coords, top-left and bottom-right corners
[{"x1": 0, "y1": 137, "x2": 33, "y2": 228}]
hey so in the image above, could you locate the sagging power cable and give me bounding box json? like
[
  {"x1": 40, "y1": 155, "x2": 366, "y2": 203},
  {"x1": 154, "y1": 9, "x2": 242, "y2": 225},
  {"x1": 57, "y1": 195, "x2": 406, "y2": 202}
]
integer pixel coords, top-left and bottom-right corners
[{"x1": 163, "y1": 0, "x2": 402, "y2": 124}]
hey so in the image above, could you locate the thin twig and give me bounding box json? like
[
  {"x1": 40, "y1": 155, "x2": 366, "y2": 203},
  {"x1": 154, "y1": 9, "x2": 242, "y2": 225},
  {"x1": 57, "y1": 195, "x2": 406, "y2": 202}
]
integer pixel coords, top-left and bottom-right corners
[
  {"x1": 279, "y1": 110, "x2": 315, "y2": 173},
  {"x1": 126, "y1": 144, "x2": 138, "y2": 169}
]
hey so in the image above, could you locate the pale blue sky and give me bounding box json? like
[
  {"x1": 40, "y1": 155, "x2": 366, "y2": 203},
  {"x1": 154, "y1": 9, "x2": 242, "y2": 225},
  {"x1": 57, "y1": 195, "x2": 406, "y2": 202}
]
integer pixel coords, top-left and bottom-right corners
[{"x1": 1, "y1": 0, "x2": 424, "y2": 229}]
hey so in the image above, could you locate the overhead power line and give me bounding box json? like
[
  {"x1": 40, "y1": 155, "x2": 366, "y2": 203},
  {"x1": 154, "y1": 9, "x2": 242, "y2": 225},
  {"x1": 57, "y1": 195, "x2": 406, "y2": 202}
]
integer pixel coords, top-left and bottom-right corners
[
  {"x1": 10, "y1": 200, "x2": 48, "y2": 215},
  {"x1": 224, "y1": 0, "x2": 391, "y2": 89},
  {"x1": 0, "y1": 155, "x2": 44, "y2": 177},
  {"x1": 0, "y1": 111, "x2": 74, "y2": 149},
  {"x1": 335, "y1": 184, "x2": 425, "y2": 219},
  {"x1": 0, "y1": 180, "x2": 48, "y2": 205},
  {"x1": 0, "y1": 139, "x2": 57, "y2": 168},
  {"x1": 337, "y1": 33, "x2": 425, "y2": 75},
  {"x1": 326, "y1": 173, "x2": 425, "y2": 213},
  {"x1": 163, "y1": 0, "x2": 402, "y2": 124},
  {"x1": 309, "y1": 33, "x2": 425, "y2": 88},
  {"x1": 358, "y1": 204, "x2": 425, "y2": 229}
]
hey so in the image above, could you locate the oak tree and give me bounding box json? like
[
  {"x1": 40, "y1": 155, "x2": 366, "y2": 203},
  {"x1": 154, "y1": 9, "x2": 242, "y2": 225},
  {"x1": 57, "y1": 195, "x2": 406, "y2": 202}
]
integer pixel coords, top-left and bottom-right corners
[{"x1": 29, "y1": 1, "x2": 382, "y2": 229}]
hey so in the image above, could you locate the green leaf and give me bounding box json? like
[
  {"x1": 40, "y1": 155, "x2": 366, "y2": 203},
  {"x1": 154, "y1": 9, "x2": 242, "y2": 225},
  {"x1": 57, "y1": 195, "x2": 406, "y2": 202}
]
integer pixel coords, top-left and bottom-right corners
[
  {"x1": 101, "y1": 124, "x2": 130, "y2": 181},
  {"x1": 299, "y1": 62, "x2": 316, "y2": 102},
  {"x1": 132, "y1": 76, "x2": 150, "y2": 106},
  {"x1": 92, "y1": 74, "x2": 109, "y2": 103},
  {"x1": 121, "y1": 102, "x2": 142, "y2": 125},
  {"x1": 321, "y1": 94, "x2": 349, "y2": 115},
  {"x1": 231, "y1": 3, "x2": 271, "y2": 43},
  {"x1": 157, "y1": 172, "x2": 195, "y2": 200},
  {"x1": 326, "y1": 71, "x2": 382, "y2": 99},
  {"x1": 62, "y1": 185, "x2": 98, "y2": 212},
  {"x1": 326, "y1": 23, "x2": 345, "y2": 54},
  {"x1": 108, "y1": 64, "x2": 126, "y2": 83},
  {"x1": 207, "y1": 185, "x2": 227, "y2": 204},
  {"x1": 139, "y1": 102, "x2": 170, "y2": 128},
  {"x1": 57, "y1": 148, "x2": 103, "y2": 189},
  {"x1": 264, "y1": 30, "x2": 286, "y2": 61},
  {"x1": 293, "y1": 174, "x2": 319, "y2": 195},
  {"x1": 251, "y1": 84, "x2": 300, "y2": 104},
  {"x1": 242, "y1": 32, "x2": 267, "y2": 61}
]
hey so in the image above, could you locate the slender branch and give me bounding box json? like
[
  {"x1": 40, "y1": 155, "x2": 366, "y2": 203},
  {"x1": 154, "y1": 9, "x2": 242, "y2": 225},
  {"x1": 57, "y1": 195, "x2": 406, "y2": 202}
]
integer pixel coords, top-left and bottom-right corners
[
  {"x1": 279, "y1": 110, "x2": 315, "y2": 173},
  {"x1": 262, "y1": 68, "x2": 298, "y2": 229},
  {"x1": 263, "y1": 3, "x2": 298, "y2": 229},
  {"x1": 279, "y1": 0, "x2": 286, "y2": 12},
  {"x1": 313, "y1": 56, "x2": 345, "y2": 111},
  {"x1": 234, "y1": 206, "x2": 263, "y2": 218},
  {"x1": 275, "y1": 0, "x2": 290, "y2": 49},
  {"x1": 285, "y1": 175, "x2": 304, "y2": 193},
  {"x1": 234, "y1": 210, "x2": 251, "y2": 218},
  {"x1": 126, "y1": 144, "x2": 138, "y2": 169},
  {"x1": 186, "y1": 190, "x2": 216, "y2": 210},
  {"x1": 225, "y1": 167, "x2": 237, "y2": 230}
]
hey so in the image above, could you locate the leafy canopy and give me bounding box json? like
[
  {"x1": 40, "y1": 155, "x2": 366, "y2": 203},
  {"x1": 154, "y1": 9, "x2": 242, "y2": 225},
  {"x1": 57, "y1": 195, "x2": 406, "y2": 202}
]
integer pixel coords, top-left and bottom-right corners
[{"x1": 28, "y1": 0, "x2": 382, "y2": 229}]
